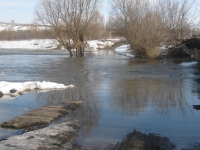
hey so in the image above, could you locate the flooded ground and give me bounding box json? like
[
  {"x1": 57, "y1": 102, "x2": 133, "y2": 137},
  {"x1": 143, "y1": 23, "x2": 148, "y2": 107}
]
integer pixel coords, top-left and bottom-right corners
[{"x1": 0, "y1": 49, "x2": 200, "y2": 149}]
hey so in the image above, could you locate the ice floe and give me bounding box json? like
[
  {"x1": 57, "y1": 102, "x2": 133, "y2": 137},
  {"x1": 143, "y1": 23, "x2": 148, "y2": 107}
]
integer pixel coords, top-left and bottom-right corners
[{"x1": 180, "y1": 62, "x2": 198, "y2": 67}]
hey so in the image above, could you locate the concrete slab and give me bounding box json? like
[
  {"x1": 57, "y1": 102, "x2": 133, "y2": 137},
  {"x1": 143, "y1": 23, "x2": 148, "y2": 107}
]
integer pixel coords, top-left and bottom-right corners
[{"x1": 1, "y1": 101, "x2": 82, "y2": 129}]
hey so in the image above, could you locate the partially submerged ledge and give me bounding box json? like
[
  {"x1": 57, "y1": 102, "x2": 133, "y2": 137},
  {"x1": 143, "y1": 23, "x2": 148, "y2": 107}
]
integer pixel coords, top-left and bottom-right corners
[
  {"x1": 1, "y1": 101, "x2": 82, "y2": 129},
  {"x1": 0, "y1": 121, "x2": 80, "y2": 150}
]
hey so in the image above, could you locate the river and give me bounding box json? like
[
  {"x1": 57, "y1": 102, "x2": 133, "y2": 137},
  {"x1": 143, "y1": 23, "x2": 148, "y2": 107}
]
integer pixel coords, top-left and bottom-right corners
[{"x1": 0, "y1": 48, "x2": 200, "y2": 149}]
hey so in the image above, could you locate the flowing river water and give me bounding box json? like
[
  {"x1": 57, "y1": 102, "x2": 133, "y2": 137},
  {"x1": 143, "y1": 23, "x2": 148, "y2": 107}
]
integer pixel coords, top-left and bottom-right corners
[{"x1": 0, "y1": 48, "x2": 200, "y2": 149}]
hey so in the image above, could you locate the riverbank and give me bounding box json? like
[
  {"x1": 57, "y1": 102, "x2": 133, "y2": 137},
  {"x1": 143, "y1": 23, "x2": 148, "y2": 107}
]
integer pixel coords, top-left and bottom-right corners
[{"x1": 0, "y1": 38, "x2": 122, "y2": 51}]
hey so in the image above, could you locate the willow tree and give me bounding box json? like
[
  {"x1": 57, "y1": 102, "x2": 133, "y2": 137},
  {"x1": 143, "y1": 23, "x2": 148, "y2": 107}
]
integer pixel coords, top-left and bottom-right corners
[
  {"x1": 110, "y1": 0, "x2": 199, "y2": 58},
  {"x1": 110, "y1": 0, "x2": 165, "y2": 58},
  {"x1": 35, "y1": 0, "x2": 101, "y2": 57}
]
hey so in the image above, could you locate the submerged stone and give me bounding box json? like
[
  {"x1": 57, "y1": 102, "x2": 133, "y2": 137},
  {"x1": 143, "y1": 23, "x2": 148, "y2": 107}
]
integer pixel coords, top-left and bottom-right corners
[
  {"x1": 10, "y1": 89, "x2": 17, "y2": 93},
  {"x1": 1, "y1": 101, "x2": 82, "y2": 129},
  {"x1": 115, "y1": 130, "x2": 176, "y2": 150},
  {"x1": 0, "y1": 91, "x2": 3, "y2": 98}
]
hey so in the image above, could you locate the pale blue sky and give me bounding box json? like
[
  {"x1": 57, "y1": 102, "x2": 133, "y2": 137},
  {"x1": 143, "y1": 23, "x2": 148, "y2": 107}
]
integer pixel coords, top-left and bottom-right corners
[{"x1": 0, "y1": 0, "x2": 111, "y2": 24}]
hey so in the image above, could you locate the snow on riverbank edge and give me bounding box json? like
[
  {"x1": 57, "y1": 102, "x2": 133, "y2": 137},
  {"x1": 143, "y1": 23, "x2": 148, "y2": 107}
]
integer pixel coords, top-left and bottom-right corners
[
  {"x1": 114, "y1": 45, "x2": 135, "y2": 57},
  {"x1": 180, "y1": 61, "x2": 198, "y2": 67},
  {"x1": 0, "y1": 39, "x2": 60, "y2": 50},
  {"x1": 0, "y1": 81, "x2": 74, "y2": 98},
  {"x1": 0, "y1": 39, "x2": 122, "y2": 51},
  {"x1": 114, "y1": 45, "x2": 199, "y2": 68}
]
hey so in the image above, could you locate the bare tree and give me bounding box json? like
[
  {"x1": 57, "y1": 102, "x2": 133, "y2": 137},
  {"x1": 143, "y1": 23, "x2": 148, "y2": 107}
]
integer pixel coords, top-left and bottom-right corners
[
  {"x1": 159, "y1": 0, "x2": 198, "y2": 45},
  {"x1": 110, "y1": 0, "x2": 165, "y2": 58},
  {"x1": 85, "y1": 11, "x2": 105, "y2": 40},
  {"x1": 110, "y1": 0, "x2": 200, "y2": 58},
  {"x1": 35, "y1": 0, "x2": 101, "y2": 57}
]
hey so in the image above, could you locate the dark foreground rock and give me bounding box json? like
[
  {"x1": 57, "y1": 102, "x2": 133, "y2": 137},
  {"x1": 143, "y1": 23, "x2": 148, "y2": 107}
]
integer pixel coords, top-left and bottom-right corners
[
  {"x1": 72, "y1": 130, "x2": 176, "y2": 150},
  {"x1": 1, "y1": 101, "x2": 82, "y2": 129},
  {"x1": 0, "y1": 121, "x2": 80, "y2": 150},
  {"x1": 182, "y1": 143, "x2": 200, "y2": 150},
  {"x1": 72, "y1": 144, "x2": 117, "y2": 150},
  {"x1": 0, "y1": 91, "x2": 3, "y2": 98},
  {"x1": 193, "y1": 105, "x2": 200, "y2": 110},
  {"x1": 115, "y1": 130, "x2": 175, "y2": 150}
]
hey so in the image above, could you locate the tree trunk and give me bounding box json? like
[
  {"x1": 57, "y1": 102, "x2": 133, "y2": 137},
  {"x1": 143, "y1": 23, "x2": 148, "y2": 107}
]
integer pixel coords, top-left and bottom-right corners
[
  {"x1": 68, "y1": 49, "x2": 73, "y2": 57},
  {"x1": 80, "y1": 46, "x2": 84, "y2": 56},
  {"x1": 76, "y1": 46, "x2": 79, "y2": 57}
]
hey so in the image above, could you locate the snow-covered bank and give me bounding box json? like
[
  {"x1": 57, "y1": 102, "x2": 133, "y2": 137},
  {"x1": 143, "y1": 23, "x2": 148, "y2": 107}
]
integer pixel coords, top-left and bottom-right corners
[
  {"x1": 0, "y1": 81, "x2": 74, "y2": 97},
  {"x1": 0, "y1": 23, "x2": 45, "y2": 31},
  {"x1": 180, "y1": 61, "x2": 198, "y2": 67},
  {"x1": 114, "y1": 45, "x2": 135, "y2": 57},
  {"x1": 0, "y1": 38, "x2": 122, "y2": 51},
  {"x1": 87, "y1": 40, "x2": 116, "y2": 51},
  {"x1": 0, "y1": 39, "x2": 60, "y2": 49}
]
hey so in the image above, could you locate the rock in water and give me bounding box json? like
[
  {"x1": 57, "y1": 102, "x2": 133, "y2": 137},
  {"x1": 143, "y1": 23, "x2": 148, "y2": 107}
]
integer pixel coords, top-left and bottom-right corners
[
  {"x1": 115, "y1": 130, "x2": 175, "y2": 150},
  {"x1": 10, "y1": 89, "x2": 17, "y2": 93},
  {"x1": 193, "y1": 105, "x2": 200, "y2": 110},
  {"x1": 0, "y1": 91, "x2": 3, "y2": 98},
  {"x1": 0, "y1": 121, "x2": 80, "y2": 150}
]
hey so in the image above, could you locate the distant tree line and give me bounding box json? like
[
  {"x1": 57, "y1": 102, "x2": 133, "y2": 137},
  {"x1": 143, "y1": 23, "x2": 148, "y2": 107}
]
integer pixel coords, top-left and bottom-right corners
[
  {"x1": 0, "y1": 21, "x2": 108, "y2": 41},
  {"x1": 0, "y1": 29, "x2": 53, "y2": 40}
]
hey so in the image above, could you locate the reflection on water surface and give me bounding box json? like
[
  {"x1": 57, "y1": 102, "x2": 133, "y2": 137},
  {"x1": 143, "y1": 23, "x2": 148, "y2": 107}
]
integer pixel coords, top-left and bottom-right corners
[{"x1": 0, "y1": 49, "x2": 200, "y2": 149}]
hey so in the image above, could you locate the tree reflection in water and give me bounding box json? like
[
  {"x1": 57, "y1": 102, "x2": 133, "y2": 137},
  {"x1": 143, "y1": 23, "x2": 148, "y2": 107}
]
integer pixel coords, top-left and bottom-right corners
[
  {"x1": 36, "y1": 87, "x2": 101, "y2": 138},
  {"x1": 110, "y1": 79, "x2": 191, "y2": 117}
]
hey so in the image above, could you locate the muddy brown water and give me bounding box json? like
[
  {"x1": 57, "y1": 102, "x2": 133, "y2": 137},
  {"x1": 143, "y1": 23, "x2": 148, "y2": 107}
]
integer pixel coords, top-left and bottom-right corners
[{"x1": 0, "y1": 48, "x2": 200, "y2": 149}]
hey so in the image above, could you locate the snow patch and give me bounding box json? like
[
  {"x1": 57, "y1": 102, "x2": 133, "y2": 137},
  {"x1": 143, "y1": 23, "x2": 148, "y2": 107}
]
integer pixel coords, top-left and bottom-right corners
[
  {"x1": 0, "y1": 81, "x2": 74, "y2": 97},
  {"x1": 107, "y1": 38, "x2": 122, "y2": 42},
  {"x1": 180, "y1": 62, "x2": 198, "y2": 67},
  {"x1": 0, "y1": 39, "x2": 60, "y2": 49},
  {"x1": 115, "y1": 45, "x2": 135, "y2": 57},
  {"x1": 0, "y1": 23, "x2": 46, "y2": 31},
  {"x1": 0, "y1": 38, "x2": 122, "y2": 51},
  {"x1": 87, "y1": 40, "x2": 115, "y2": 51}
]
